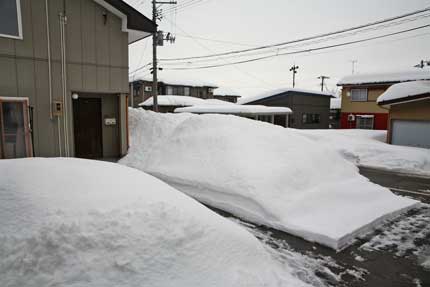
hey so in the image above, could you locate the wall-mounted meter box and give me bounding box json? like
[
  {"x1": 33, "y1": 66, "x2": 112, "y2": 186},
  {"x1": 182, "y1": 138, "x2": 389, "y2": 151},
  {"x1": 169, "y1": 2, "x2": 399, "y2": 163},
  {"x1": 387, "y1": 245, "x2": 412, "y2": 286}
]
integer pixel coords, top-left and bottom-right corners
[
  {"x1": 52, "y1": 101, "x2": 63, "y2": 116},
  {"x1": 105, "y1": 118, "x2": 117, "y2": 126}
]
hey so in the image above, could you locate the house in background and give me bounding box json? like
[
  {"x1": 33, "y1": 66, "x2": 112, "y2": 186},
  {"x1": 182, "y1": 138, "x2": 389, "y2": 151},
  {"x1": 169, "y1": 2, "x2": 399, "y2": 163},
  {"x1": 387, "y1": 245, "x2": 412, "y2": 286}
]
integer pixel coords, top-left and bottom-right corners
[
  {"x1": 139, "y1": 95, "x2": 224, "y2": 113},
  {"x1": 0, "y1": 0, "x2": 155, "y2": 159},
  {"x1": 337, "y1": 70, "x2": 430, "y2": 130},
  {"x1": 129, "y1": 77, "x2": 218, "y2": 107},
  {"x1": 238, "y1": 88, "x2": 333, "y2": 129},
  {"x1": 213, "y1": 87, "x2": 241, "y2": 103},
  {"x1": 329, "y1": 97, "x2": 341, "y2": 129},
  {"x1": 377, "y1": 80, "x2": 430, "y2": 148}
]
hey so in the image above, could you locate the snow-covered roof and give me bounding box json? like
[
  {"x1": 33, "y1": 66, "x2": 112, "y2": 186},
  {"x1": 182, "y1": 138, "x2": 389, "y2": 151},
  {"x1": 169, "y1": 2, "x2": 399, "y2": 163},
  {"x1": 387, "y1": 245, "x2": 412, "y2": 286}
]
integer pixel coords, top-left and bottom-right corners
[
  {"x1": 139, "y1": 96, "x2": 208, "y2": 107},
  {"x1": 214, "y1": 87, "x2": 241, "y2": 97},
  {"x1": 330, "y1": 98, "x2": 341, "y2": 110},
  {"x1": 174, "y1": 105, "x2": 292, "y2": 115},
  {"x1": 238, "y1": 88, "x2": 334, "y2": 105},
  {"x1": 131, "y1": 76, "x2": 218, "y2": 88},
  {"x1": 338, "y1": 70, "x2": 430, "y2": 86},
  {"x1": 377, "y1": 80, "x2": 430, "y2": 105}
]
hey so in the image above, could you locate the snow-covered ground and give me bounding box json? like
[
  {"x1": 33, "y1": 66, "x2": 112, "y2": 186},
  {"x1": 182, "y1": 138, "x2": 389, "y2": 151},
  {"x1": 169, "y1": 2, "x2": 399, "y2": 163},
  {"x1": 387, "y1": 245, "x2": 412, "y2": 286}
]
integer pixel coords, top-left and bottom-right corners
[
  {"x1": 0, "y1": 158, "x2": 309, "y2": 287},
  {"x1": 297, "y1": 129, "x2": 430, "y2": 177},
  {"x1": 120, "y1": 109, "x2": 417, "y2": 250}
]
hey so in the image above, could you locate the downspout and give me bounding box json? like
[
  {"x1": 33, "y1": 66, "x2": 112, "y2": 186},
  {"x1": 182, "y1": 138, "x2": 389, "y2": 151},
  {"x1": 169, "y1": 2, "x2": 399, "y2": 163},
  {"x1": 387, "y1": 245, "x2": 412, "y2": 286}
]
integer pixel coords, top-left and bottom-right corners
[
  {"x1": 59, "y1": 11, "x2": 69, "y2": 156},
  {"x1": 45, "y1": 0, "x2": 53, "y2": 120}
]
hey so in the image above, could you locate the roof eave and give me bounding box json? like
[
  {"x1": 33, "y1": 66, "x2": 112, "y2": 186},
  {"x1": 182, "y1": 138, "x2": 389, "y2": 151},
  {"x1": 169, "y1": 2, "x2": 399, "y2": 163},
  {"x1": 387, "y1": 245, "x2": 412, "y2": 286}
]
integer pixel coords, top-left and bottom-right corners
[{"x1": 378, "y1": 93, "x2": 430, "y2": 107}]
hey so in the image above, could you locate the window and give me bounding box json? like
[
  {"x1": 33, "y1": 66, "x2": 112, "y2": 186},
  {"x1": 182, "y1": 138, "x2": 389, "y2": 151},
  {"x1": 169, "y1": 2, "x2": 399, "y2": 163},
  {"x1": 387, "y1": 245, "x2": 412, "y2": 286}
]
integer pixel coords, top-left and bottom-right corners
[
  {"x1": 0, "y1": 0, "x2": 23, "y2": 39},
  {"x1": 166, "y1": 86, "x2": 173, "y2": 95},
  {"x1": 184, "y1": 87, "x2": 190, "y2": 96},
  {"x1": 356, "y1": 116, "x2": 374, "y2": 130},
  {"x1": 350, "y1": 89, "x2": 368, "y2": 102},
  {"x1": 302, "y1": 113, "x2": 320, "y2": 124},
  {"x1": 0, "y1": 97, "x2": 32, "y2": 159}
]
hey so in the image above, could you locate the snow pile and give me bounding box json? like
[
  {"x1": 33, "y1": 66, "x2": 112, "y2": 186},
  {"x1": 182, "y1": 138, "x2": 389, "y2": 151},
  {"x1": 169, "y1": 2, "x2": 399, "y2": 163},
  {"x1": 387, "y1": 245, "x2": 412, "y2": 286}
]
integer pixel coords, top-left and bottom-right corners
[
  {"x1": 121, "y1": 109, "x2": 417, "y2": 250},
  {"x1": 175, "y1": 104, "x2": 292, "y2": 115},
  {"x1": 298, "y1": 129, "x2": 430, "y2": 177},
  {"x1": 139, "y1": 95, "x2": 208, "y2": 107},
  {"x1": 0, "y1": 158, "x2": 309, "y2": 287},
  {"x1": 377, "y1": 80, "x2": 430, "y2": 104},
  {"x1": 239, "y1": 88, "x2": 333, "y2": 105},
  {"x1": 338, "y1": 70, "x2": 430, "y2": 86}
]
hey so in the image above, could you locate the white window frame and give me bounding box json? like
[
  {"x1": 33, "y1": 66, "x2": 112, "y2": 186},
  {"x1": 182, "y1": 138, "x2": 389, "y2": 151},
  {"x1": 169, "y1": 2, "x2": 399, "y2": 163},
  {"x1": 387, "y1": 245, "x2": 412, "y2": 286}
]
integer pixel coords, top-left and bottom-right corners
[
  {"x1": 0, "y1": 0, "x2": 23, "y2": 40},
  {"x1": 350, "y1": 88, "x2": 368, "y2": 102},
  {"x1": 356, "y1": 116, "x2": 374, "y2": 130}
]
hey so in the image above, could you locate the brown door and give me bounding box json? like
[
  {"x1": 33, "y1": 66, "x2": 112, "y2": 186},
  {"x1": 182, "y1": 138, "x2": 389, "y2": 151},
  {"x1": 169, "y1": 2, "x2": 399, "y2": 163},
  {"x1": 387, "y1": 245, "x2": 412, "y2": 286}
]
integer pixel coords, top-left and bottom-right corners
[{"x1": 73, "y1": 98, "x2": 102, "y2": 159}]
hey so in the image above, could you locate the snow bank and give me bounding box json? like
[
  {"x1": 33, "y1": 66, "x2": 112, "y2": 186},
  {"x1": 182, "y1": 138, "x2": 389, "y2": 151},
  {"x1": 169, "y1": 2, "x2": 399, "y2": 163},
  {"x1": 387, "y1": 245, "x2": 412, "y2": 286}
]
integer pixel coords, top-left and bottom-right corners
[
  {"x1": 239, "y1": 88, "x2": 333, "y2": 104},
  {"x1": 175, "y1": 104, "x2": 292, "y2": 115},
  {"x1": 298, "y1": 129, "x2": 430, "y2": 177},
  {"x1": 0, "y1": 158, "x2": 309, "y2": 287},
  {"x1": 377, "y1": 80, "x2": 430, "y2": 104},
  {"x1": 121, "y1": 109, "x2": 418, "y2": 250},
  {"x1": 338, "y1": 70, "x2": 430, "y2": 86}
]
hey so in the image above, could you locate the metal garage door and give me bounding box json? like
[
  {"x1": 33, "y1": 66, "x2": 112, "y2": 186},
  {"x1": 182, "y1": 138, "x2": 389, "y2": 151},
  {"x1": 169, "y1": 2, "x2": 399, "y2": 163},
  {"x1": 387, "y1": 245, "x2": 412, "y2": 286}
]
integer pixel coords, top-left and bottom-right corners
[{"x1": 392, "y1": 120, "x2": 430, "y2": 148}]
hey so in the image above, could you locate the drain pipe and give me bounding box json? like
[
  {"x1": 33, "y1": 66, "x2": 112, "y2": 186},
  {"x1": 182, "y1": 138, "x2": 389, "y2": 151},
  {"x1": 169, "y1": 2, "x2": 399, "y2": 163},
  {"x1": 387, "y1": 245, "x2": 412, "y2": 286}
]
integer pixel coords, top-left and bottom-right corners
[
  {"x1": 45, "y1": 0, "x2": 53, "y2": 120},
  {"x1": 59, "y1": 12, "x2": 69, "y2": 156}
]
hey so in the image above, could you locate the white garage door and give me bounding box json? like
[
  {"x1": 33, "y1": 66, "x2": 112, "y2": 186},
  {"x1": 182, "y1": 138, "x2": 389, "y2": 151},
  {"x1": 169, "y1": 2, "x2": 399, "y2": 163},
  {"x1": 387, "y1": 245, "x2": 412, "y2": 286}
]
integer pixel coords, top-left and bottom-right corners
[{"x1": 392, "y1": 120, "x2": 430, "y2": 148}]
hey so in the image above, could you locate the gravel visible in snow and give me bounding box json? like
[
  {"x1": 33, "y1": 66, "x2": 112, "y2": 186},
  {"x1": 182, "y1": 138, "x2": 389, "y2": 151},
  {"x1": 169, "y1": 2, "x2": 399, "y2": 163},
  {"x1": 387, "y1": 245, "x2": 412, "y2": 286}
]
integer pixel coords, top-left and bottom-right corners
[
  {"x1": 360, "y1": 204, "x2": 430, "y2": 259},
  {"x1": 121, "y1": 109, "x2": 417, "y2": 250},
  {"x1": 0, "y1": 158, "x2": 309, "y2": 287},
  {"x1": 298, "y1": 129, "x2": 430, "y2": 177}
]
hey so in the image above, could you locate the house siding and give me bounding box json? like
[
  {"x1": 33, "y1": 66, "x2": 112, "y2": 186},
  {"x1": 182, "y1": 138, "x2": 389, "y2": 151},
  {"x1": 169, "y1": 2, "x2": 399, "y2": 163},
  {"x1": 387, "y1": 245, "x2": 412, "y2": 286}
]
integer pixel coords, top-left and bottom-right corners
[
  {"x1": 244, "y1": 92, "x2": 331, "y2": 129},
  {"x1": 0, "y1": 0, "x2": 130, "y2": 157}
]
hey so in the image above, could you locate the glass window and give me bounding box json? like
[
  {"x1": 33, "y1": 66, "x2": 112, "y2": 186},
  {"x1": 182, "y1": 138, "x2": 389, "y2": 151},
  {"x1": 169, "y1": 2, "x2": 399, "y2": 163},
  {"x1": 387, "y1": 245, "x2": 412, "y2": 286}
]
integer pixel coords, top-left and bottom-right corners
[
  {"x1": 0, "y1": 0, "x2": 22, "y2": 39},
  {"x1": 302, "y1": 113, "x2": 320, "y2": 124},
  {"x1": 351, "y1": 89, "x2": 368, "y2": 102},
  {"x1": 0, "y1": 98, "x2": 32, "y2": 159},
  {"x1": 184, "y1": 87, "x2": 190, "y2": 96},
  {"x1": 166, "y1": 86, "x2": 173, "y2": 95},
  {"x1": 356, "y1": 116, "x2": 374, "y2": 129}
]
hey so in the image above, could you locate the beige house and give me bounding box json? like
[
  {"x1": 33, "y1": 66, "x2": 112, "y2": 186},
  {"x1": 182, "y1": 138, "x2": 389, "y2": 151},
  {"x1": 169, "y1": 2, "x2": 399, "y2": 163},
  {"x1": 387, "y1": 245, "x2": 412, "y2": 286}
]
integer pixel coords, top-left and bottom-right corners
[
  {"x1": 337, "y1": 70, "x2": 430, "y2": 130},
  {"x1": 377, "y1": 80, "x2": 430, "y2": 148},
  {"x1": 0, "y1": 0, "x2": 155, "y2": 159}
]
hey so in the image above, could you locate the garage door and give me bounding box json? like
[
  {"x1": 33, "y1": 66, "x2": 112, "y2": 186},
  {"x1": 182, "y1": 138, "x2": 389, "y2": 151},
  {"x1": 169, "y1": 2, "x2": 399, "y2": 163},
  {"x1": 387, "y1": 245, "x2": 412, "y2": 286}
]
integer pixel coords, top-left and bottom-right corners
[{"x1": 392, "y1": 120, "x2": 430, "y2": 148}]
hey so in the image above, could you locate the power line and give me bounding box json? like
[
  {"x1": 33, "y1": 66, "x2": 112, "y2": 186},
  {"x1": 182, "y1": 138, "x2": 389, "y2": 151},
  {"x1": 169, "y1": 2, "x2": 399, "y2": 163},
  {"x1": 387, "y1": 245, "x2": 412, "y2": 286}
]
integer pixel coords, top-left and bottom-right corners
[
  {"x1": 159, "y1": 7, "x2": 430, "y2": 61},
  {"x1": 162, "y1": 24, "x2": 430, "y2": 70}
]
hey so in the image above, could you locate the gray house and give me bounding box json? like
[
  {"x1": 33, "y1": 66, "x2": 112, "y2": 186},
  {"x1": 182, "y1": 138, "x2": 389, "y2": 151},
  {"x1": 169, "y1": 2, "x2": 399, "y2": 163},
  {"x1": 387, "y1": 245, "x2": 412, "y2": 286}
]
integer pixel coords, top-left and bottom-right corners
[
  {"x1": 239, "y1": 88, "x2": 334, "y2": 129},
  {"x1": 0, "y1": 0, "x2": 155, "y2": 159}
]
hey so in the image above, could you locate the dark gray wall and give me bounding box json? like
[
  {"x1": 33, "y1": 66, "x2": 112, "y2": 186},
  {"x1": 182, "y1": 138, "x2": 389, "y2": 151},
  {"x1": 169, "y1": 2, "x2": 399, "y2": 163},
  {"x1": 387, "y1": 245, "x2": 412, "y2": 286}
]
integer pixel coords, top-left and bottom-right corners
[
  {"x1": 244, "y1": 92, "x2": 331, "y2": 129},
  {"x1": 0, "y1": 0, "x2": 130, "y2": 157}
]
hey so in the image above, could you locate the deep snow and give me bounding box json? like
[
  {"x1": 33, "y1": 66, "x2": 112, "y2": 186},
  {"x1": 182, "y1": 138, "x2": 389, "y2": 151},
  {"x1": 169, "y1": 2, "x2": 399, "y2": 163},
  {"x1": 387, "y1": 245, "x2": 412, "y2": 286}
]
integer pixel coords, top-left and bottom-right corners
[
  {"x1": 377, "y1": 80, "x2": 430, "y2": 104},
  {"x1": 0, "y1": 158, "x2": 309, "y2": 287},
  {"x1": 120, "y1": 109, "x2": 417, "y2": 250},
  {"x1": 297, "y1": 129, "x2": 430, "y2": 177}
]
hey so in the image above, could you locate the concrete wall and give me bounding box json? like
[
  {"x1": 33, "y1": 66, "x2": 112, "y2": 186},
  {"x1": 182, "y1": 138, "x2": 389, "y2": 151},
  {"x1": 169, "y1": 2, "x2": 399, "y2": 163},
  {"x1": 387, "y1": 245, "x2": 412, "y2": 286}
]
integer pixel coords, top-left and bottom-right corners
[
  {"x1": 341, "y1": 86, "x2": 389, "y2": 114},
  {"x1": 0, "y1": 0, "x2": 130, "y2": 157},
  {"x1": 387, "y1": 99, "x2": 430, "y2": 143}
]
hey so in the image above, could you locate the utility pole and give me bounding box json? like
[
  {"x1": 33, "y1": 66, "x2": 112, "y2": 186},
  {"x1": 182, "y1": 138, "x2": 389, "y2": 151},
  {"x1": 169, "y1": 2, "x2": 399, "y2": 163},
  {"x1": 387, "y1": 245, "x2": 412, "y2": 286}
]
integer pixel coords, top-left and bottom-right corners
[
  {"x1": 152, "y1": 1, "x2": 176, "y2": 112},
  {"x1": 350, "y1": 60, "x2": 358, "y2": 74},
  {"x1": 290, "y1": 65, "x2": 299, "y2": 88},
  {"x1": 317, "y1": 75, "x2": 330, "y2": 92}
]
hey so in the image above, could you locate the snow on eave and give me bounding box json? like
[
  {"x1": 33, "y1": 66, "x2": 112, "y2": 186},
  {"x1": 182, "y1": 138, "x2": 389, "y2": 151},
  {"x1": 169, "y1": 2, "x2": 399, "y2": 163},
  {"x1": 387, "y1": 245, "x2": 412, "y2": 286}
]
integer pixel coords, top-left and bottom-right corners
[
  {"x1": 174, "y1": 105, "x2": 292, "y2": 115},
  {"x1": 139, "y1": 95, "x2": 206, "y2": 107},
  {"x1": 238, "y1": 88, "x2": 334, "y2": 105},
  {"x1": 337, "y1": 70, "x2": 430, "y2": 86},
  {"x1": 377, "y1": 80, "x2": 430, "y2": 106}
]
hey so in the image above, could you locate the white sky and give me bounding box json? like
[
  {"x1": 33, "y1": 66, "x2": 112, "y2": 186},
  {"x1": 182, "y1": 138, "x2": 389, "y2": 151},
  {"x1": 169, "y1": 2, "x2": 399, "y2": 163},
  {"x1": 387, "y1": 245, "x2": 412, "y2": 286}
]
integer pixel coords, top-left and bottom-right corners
[{"x1": 127, "y1": 0, "x2": 430, "y2": 98}]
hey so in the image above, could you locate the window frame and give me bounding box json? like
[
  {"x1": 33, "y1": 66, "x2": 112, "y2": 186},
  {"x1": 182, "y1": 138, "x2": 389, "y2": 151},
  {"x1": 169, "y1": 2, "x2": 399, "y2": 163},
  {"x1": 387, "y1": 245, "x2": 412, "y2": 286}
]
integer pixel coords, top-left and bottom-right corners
[
  {"x1": 356, "y1": 116, "x2": 374, "y2": 130},
  {"x1": 0, "y1": 96, "x2": 33, "y2": 159},
  {"x1": 302, "y1": 113, "x2": 321, "y2": 124},
  {"x1": 0, "y1": 0, "x2": 23, "y2": 40},
  {"x1": 350, "y1": 88, "x2": 368, "y2": 102}
]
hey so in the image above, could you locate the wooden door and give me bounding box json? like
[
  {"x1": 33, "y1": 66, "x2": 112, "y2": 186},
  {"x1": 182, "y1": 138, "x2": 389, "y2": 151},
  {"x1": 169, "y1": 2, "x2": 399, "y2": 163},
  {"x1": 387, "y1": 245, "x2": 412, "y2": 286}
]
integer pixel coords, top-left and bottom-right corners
[{"x1": 73, "y1": 98, "x2": 103, "y2": 159}]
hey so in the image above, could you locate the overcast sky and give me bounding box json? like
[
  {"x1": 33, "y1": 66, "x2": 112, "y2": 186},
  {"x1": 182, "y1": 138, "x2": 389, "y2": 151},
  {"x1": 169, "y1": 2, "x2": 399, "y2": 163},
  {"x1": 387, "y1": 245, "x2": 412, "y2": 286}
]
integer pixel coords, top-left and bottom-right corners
[{"x1": 126, "y1": 0, "x2": 430, "y2": 98}]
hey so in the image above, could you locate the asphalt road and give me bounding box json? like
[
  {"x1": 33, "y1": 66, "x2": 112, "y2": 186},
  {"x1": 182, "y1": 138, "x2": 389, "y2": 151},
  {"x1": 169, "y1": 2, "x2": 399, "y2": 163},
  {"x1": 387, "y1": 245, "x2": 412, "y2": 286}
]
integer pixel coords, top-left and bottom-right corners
[{"x1": 359, "y1": 167, "x2": 430, "y2": 204}]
